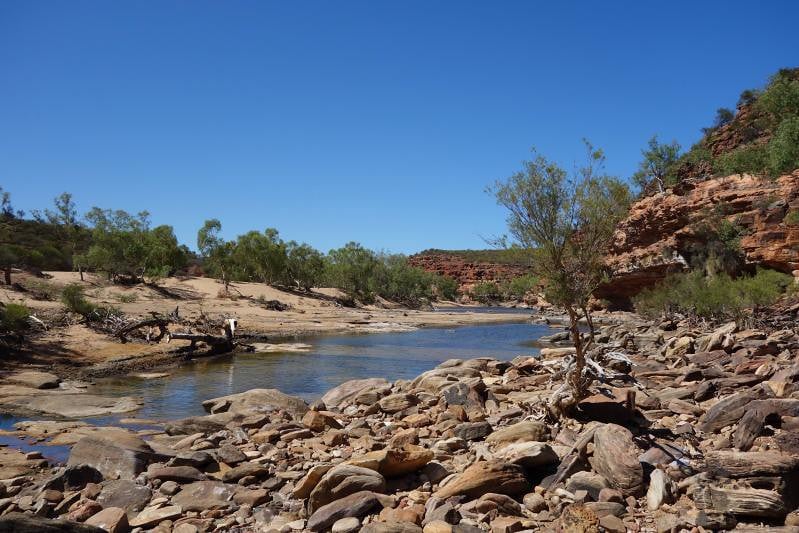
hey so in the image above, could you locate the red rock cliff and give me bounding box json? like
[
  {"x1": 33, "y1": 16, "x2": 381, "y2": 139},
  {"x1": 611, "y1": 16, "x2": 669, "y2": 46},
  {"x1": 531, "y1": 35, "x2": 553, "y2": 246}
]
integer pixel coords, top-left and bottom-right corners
[
  {"x1": 408, "y1": 253, "x2": 530, "y2": 292},
  {"x1": 597, "y1": 172, "x2": 799, "y2": 305}
]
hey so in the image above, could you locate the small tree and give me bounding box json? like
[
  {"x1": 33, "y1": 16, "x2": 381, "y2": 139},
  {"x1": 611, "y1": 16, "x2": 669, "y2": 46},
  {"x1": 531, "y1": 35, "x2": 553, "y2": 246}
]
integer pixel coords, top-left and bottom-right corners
[
  {"x1": 197, "y1": 219, "x2": 235, "y2": 291},
  {"x1": 285, "y1": 241, "x2": 326, "y2": 290},
  {"x1": 632, "y1": 136, "x2": 682, "y2": 193},
  {"x1": 491, "y1": 142, "x2": 632, "y2": 417}
]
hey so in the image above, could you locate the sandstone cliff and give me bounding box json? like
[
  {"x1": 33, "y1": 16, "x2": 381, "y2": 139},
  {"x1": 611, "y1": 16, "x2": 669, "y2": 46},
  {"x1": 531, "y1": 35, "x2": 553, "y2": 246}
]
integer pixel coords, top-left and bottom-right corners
[
  {"x1": 408, "y1": 252, "x2": 530, "y2": 293},
  {"x1": 597, "y1": 172, "x2": 799, "y2": 306}
]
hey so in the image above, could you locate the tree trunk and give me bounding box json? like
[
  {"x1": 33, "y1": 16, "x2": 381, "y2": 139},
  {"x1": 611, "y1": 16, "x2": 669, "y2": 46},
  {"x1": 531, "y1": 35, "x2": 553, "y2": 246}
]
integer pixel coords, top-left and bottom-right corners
[
  {"x1": 580, "y1": 304, "x2": 595, "y2": 344},
  {"x1": 567, "y1": 306, "x2": 586, "y2": 399},
  {"x1": 79, "y1": 267, "x2": 84, "y2": 281},
  {"x1": 3, "y1": 268, "x2": 10, "y2": 285}
]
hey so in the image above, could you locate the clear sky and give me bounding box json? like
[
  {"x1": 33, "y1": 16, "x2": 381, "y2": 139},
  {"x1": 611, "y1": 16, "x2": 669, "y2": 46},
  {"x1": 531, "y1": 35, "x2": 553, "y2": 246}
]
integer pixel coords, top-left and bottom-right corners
[{"x1": 1, "y1": 2, "x2": 797, "y2": 254}]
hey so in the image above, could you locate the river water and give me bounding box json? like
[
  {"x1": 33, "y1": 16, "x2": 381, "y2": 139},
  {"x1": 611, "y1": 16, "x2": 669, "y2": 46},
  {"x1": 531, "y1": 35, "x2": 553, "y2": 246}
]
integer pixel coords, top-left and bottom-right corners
[
  {"x1": 88, "y1": 312, "x2": 551, "y2": 422},
  {"x1": 0, "y1": 310, "x2": 554, "y2": 463}
]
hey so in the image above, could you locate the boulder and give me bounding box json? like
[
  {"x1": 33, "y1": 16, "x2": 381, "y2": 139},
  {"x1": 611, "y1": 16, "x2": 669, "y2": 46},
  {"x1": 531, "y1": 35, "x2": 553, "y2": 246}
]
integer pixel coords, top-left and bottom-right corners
[
  {"x1": 171, "y1": 481, "x2": 236, "y2": 512},
  {"x1": 201, "y1": 388, "x2": 308, "y2": 420},
  {"x1": 129, "y1": 505, "x2": 183, "y2": 528},
  {"x1": 490, "y1": 441, "x2": 559, "y2": 471},
  {"x1": 309, "y1": 464, "x2": 386, "y2": 513},
  {"x1": 84, "y1": 507, "x2": 129, "y2": 533},
  {"x1": 486, "y1": 421, "x2": 548, "y2": 446},
  {"x1": 346, "y1": 447, "x2": 433, "y2": 477},
  {"x1": 68, "y1": 434, "x2": 161, "y2": 480},
  {"x1": 96, "y1": 480, "x2": 152, "y2": 516},
  {"x1": 591, "y1": 424, "x2": 644, "y2": 496},
  {"x1": 379, "y1": 393, "x2": 418, "y2": 414},
  {"x1": 307, "y1": 490, "x2": 382, "y2": 532},
  {"x1": 8, "y1": 371, "x2": 61, "y2": 389},
  {"x1": 434, "y1": 460, "x2": 530, "y2": 499},
  {"x1": 321, "y1": 378, "x2": 390, "y2": 409}
]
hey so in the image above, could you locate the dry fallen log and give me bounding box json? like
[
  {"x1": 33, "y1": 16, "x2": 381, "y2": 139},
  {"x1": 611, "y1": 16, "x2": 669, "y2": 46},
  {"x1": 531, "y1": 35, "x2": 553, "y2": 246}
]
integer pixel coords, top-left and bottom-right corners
[
  {"x1": 116, "y1": 316, "x2": 171, "y2": 343},
  {"x1": 734, "y1": 399, "x2": 799, "y2": 451},
  {"x1": 693, "y1": 484, "x2": 787, "y2": 518},
  {"x1": 705, "y1": 451, "x2": 799, "y2": 478},
  {"x1": 698, "y1": 387, "x2": 772, "y2": 433}
]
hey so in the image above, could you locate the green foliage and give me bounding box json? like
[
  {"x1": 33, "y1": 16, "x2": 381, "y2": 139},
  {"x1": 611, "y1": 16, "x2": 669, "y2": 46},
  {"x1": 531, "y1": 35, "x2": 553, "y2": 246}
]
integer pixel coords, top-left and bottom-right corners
[
  {"x1": 285, "y1": 241, "x2": 326, "y2": 291},
  {"x1": 632, "y1": 136, "x2": 682, "y2": 193},
  {"x1": 61, "y1": 284, "x2": 97, "y2": 316},
  {"x1": 115, "y1": 292, "x2": 138, "y2": 303},
  {"x1": 767, "y1": 116, "x2": 799, "y2": 175},
  {"x1": 79, "y1": 208, "x2": 186, "y2": 283},
  {"x1": 714, "y1": 107, "x2": 735, "y2": 128},
  {"x1": 784, "y1": 210, "x2": 799, "y2": 226},
  {"x1": 492, "y1": 140, "x2": 631, "y2": 318},
  {"x1": 435, "y1": 275, "x2": 459, "y2": 301},
  {"x1": 0, "y1": 303, "x2": 30, "y2": 334},
  {"x1": 713, "y1": 144, "x2": 769, "y2": 176},
  {"x1": 503, "y1": 273, "x2": 539, "y2": 300},
  {"x1": 634, "y1": 269, "x2": 793, "y2": 321},
  {"x1": 325, "y1": 242, "x2": 381, "y2": 302},
  {"x1": 755, "y1": 69, "x2": 799, "y2": 125},
  {"x1": 738, "y1": 89, "x2": 761, "y2": 107},
  {"x1": 416, "y1": 247, "x2": 532, "y2": 266},
  {"x1": 687, "y1": 206, "x2": 748, "y2": 276},
  {"x1": 471, "y1": 281, "x2": 502, "y2": 304}
]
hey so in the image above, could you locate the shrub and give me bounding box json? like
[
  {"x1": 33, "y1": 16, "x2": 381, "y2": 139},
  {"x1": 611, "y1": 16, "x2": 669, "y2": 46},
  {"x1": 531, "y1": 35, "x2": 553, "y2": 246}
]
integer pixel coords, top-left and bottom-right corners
[
  {"x1": 0, "y1": 303, "x2": 30, "y2": 333},
  {"x1": 633, "y1": 269, "x2": 792, "y2": 321},
  {"x1": 785, "y1": 210, "x2": 799, "y2": 226},
  {"x1": 504, "y1": 274, "x2": 539, "y2": 300},
  {"x1": 61, "y1": 284, "x2": 96, "y2": 316},
  {"x1": 115, "y1": 292, "x2": 138, "y2": 303},
  {"x1": 713, "y1": 145, "x2": 769, "y2": 177},
  {"x1": 471, "y1": 281, "x2": 502, "y2": 304},
  {"x1": 434, "y1": 275, "x2": 459, "y2": 301},
  {"x1": 767, "y1": 116, "x2": 799, "y2": 176}
]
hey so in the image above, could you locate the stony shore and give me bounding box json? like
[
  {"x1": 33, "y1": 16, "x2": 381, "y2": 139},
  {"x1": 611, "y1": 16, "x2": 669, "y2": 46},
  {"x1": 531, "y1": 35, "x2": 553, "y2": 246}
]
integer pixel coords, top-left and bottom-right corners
[{"x1": 1, "y1": 313, "x2": 799, "y2": 532}]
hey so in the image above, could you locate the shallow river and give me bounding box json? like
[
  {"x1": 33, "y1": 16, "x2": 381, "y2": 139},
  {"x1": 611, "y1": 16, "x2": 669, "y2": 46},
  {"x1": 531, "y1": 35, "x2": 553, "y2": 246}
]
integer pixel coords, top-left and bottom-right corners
[
  {"x1": 0, "y1": 310, "x2": 553, "y2": 462},
  {"x1": 89, "y1": 313, "x2": 550, "y2": 422}
]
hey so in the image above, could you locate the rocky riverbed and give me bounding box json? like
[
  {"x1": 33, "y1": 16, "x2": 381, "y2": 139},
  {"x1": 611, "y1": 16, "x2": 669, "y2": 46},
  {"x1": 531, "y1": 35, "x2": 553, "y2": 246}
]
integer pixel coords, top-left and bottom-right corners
[{"x1": 2, "y1": 313, "x2": 799, "y2": 532}]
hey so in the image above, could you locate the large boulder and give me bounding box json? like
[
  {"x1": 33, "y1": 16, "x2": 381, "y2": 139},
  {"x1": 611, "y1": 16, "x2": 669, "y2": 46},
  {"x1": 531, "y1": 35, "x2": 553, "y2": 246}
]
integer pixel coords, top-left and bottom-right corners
[
  {"x1": 68, "y1": 434, "x2": 162, "y2": 480},
  {"x1": 345, "y1": 447, "x2": 433, "y2": 477},
  {"x1": 202, "y1": 388, "x2": 308, "y2": 420},
  {"x1": 307, "y1": 491, "x2": 382, "y2": 532},
  {"x1": 309, "y1": 464, "x2": 386, "y2": 513},
  {"x1": 321, "y1": 378, "x2": 390, "y2": 410},
  {"x1": 411, "y1": 366, "x2": 482, "y2": 393},
  {"x1": 591, "y1": 424, "x2": 644, "y2": 496},
  {"x1": 434, "y1": 460, "x2": 530, "y2": 499},
  {"x1": 490, "y1": 442, "x2": 559, "y2": 471},
  {"x1": 486, "y1": 421, "x2": 549, "y2": 446},
  {"x1": 96, "y1": 480, "x2": 152, "y2": 516},
  {"x1": 171, "y1": 481, "x2": 236, "y2": 512}
]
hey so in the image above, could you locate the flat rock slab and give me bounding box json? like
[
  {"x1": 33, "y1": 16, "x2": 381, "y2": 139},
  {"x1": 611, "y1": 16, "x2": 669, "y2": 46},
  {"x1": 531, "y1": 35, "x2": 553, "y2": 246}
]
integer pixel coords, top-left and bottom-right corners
[
  {"x1": 68, "y1": 434, "x2": 161, "y2": 480},
  {"x1": 434, "y1": 460, "x2": 530, "y2": 499},
  {"x1": 129, "y1": 505, "x2": 183, "y2": 528},
  {"x1": 8, "y1": 394, "x2": 143, "y2": 418},
  {"x1": 171, "y1": 481, "x2": 235, "y2": 512},
  {"x1": 7, "y1": 371, "x2": 61, "y2": 389}
]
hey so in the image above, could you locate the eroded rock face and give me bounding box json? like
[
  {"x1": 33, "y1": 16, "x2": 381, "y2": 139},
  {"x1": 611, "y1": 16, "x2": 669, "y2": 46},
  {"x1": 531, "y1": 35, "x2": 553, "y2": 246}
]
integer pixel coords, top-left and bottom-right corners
[
  {"x1": 597, "y1": 173, "x2": 799, "y2": 306},
  {"x1": 407, "y1": 252, "x2": 530, "y2": 294}
]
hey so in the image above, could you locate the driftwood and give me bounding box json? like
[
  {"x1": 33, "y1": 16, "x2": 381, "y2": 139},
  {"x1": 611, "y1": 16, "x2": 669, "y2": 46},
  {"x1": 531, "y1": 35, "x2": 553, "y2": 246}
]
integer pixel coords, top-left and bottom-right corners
[
  {"x1": 693, "y1": 484, "x2": 788, "y2": 518},
  {"x1": 166, "y1": 318, "x2": 237, "y2": 353},
  {"x1": 698, "y1": 387, "x2": 772, "y2": 433},
  {"x1": 705, "y1": 451, "x2": 799, "y2": 478},
  {"x1": 542, "y1": 423, "x2": 598, "y2": 491},
  {"x1": 116, "y1": 316, "x2": 171, "y2": 343},
  {"x1": 733, "y1": 399, "x2": 799, "y2": 451}
]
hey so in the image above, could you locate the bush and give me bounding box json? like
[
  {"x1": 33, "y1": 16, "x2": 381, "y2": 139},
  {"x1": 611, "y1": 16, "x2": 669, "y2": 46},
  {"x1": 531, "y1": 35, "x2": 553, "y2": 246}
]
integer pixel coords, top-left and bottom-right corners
[
  {"x1": 0, "y1": 303, "x2": 30, "y2": 333},
  {"x1": 115, "y1": 292, "x2": 138, "y2": 303},
  {"x1": 633, "y1": 269, "x2": 792, "y2": 321},
  {"x1": 785, "y1": 210, "x2": 799, "y2": 226},
  {"x1": 471, "y1": 281, "x2": 502, "y2": 304},
  {"x1": 767, "y1": 116, "x2": 799, "y2": 176},
  {"x1": 503, "y1": 274, "x2": 539, "y2": 300},
  {"x1": 435, "y1": 276, "x2": 459, "y2": 301},
  {"x1": 713, "y1": 144, "x2": 769, "y2": 177},
  {"x1": 61, "y1": 284, "x2": 96, "y2": 316}
]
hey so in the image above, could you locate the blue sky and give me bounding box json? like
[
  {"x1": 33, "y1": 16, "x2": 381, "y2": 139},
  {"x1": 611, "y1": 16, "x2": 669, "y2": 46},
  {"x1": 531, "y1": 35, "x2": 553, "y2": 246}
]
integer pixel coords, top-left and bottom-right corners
[{"x1": 1, "y1": 1, "x2": 797, "y2": 253}]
